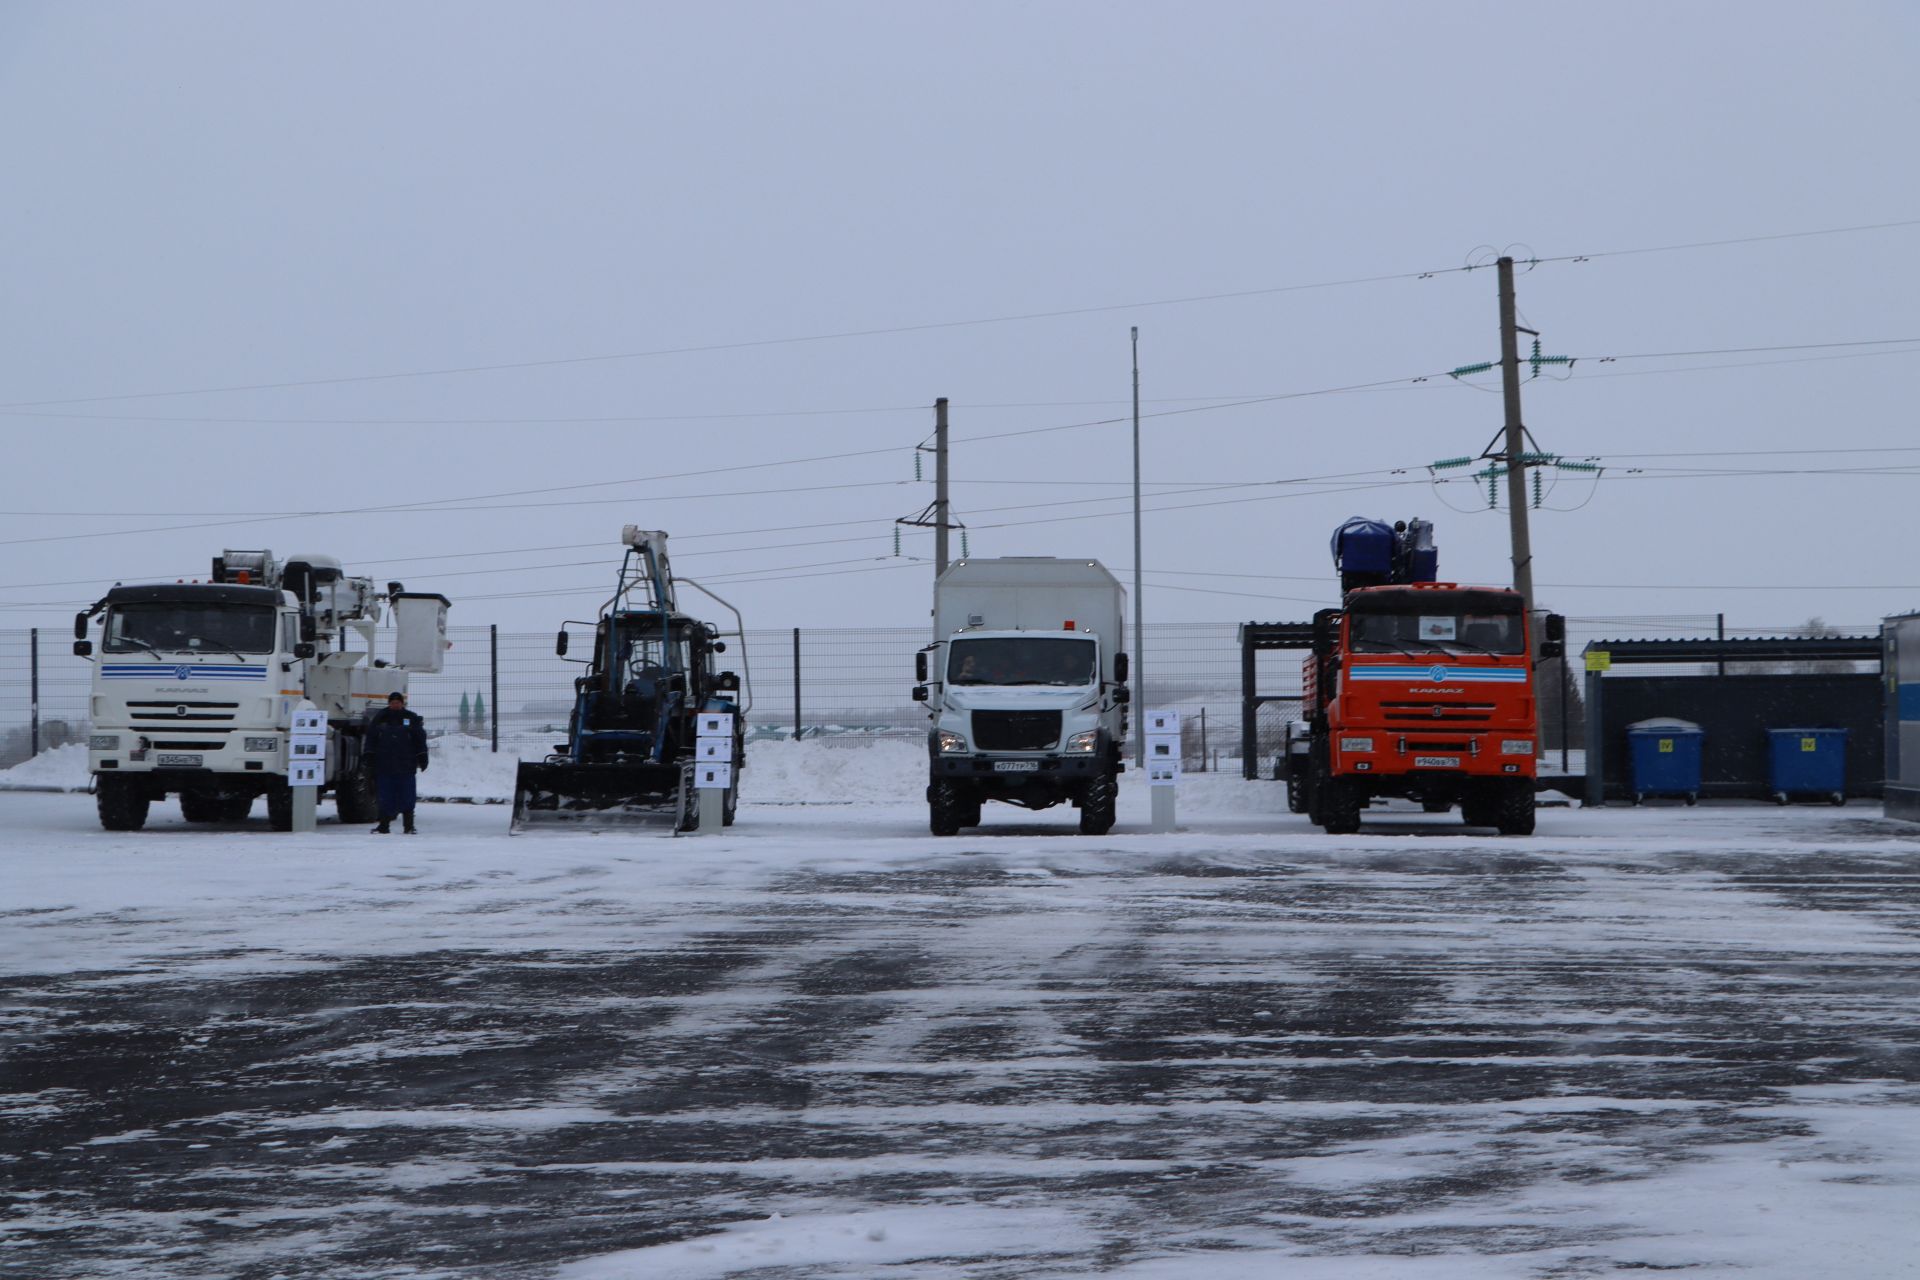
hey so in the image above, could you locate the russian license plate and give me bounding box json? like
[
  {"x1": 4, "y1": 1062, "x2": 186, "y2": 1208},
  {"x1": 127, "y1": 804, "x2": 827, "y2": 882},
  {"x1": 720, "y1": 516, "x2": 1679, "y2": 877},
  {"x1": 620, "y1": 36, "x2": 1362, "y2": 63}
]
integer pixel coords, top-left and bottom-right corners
[
  {"x1": 993, "y1": 760, "x2": 1040, "y2": 773},
  {"x1": 155, "y1": 753, "x2": 204, "y2": 768},
  {"x1": 1413, "y1": 755, "x2": 1460, "y2": 768}
]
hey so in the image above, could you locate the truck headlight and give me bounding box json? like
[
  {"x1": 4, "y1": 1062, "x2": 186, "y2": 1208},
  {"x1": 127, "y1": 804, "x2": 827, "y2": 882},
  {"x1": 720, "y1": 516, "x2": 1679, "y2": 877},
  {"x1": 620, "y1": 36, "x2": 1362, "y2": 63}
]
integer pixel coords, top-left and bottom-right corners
[
  {"x1": 1339, "y1": 736, "x2": 1373, "y2": 753},
  {"x1": 936, "y1": 729, "x2": 968, "y2": 753},
  {"x1": 244, "y1": 736, "x2": 279, "y2": 753},
  {"x1": 1500, "y1": 739, "x2": 1535, "y2": 756},
  {"x1": 89, "y1": 734, "x2": 119, "y2": 751},
  {"x1": 1064, "y1": 730, "x2": 1099, "y2": 753}
]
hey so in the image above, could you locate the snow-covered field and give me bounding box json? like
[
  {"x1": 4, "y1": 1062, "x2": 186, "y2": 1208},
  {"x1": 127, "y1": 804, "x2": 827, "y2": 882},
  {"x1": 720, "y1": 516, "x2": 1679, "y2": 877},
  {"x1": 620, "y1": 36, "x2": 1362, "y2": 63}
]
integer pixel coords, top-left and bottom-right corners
[{"x1": 3, "y1": 741, "x2": 1918, "y2": 1279}]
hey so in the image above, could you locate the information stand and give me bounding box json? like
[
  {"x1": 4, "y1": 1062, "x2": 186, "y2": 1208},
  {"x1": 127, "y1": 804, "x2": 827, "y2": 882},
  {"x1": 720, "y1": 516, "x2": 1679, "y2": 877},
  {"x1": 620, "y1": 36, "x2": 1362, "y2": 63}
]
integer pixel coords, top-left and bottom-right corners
[
  {"x1": 1145, "y1": 708, "x2": 1180, "y2": 833},
  {"x1": 289, "y1": 705, "x2": 327, "y2": 834},
  {"x1": 692, "y1": 711, "x2": 735, "y2": 834}
]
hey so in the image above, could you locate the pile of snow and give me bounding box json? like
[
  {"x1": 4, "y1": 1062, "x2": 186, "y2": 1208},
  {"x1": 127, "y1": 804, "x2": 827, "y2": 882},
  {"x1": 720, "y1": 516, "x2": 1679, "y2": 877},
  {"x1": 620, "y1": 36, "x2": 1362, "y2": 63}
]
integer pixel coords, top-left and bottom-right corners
[{"x1": 0, "y1": 743, "x2": 89, "y2": 792}]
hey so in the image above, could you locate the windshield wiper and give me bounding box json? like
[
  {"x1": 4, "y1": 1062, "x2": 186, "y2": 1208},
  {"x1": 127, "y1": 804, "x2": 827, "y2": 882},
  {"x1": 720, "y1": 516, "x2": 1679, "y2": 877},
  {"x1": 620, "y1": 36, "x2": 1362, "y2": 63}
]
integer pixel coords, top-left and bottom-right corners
[
  {"x1": 191, "y1": 637, "x2": 253, "y2": 661},
  {"x1": 1444, "y1": 638, "x2": 1501, "y2": 657},
  {"x1": 110, "y1": 636, "x2": 168, "y2": 659}
]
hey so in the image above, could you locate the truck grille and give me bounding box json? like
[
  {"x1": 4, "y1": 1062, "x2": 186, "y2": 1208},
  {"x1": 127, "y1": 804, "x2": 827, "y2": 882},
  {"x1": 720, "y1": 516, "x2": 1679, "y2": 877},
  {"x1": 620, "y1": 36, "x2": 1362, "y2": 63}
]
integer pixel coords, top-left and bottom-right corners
[
  {"x1": 1381, "y1": 702, "x2": 1495, "y2": 722},
  {"x1": 127, "y1": 701, "x2": 240, "y2": 723},
  {"x1": 971, "y1": 710, "x2": 1062, "y2": 752}
]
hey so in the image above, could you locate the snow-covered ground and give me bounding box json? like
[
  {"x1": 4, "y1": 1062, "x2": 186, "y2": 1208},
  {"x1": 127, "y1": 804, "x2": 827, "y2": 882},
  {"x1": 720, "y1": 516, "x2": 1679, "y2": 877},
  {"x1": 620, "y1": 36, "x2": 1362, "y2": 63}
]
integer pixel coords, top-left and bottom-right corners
[{"x1": 3, "y1": 742, "x2": 1918, "y2": 1279}]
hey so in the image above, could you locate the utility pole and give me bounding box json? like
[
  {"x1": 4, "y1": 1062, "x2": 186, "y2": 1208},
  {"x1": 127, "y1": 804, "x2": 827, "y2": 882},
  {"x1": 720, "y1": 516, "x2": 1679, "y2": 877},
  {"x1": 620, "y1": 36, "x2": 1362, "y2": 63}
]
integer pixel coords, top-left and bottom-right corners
[
  {"x1": 896, "y1": 397, "x2": 963, "y2": 577},
  {"x1": 934, "y1": 396, "x2": 951, "y2": 575},
  {"x1": 1131, "y1": 326, "x2": 1144, "y2": 769},
  {"x1": 1496, "y1": 257, "x2": 1537, "y2": 614}
]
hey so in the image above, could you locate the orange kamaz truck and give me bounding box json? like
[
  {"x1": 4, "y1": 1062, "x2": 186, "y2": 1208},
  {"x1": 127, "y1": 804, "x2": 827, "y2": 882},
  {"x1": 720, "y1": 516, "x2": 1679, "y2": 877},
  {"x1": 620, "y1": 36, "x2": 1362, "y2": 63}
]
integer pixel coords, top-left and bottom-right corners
[{"x1": 1289, "y1": 518, "x2": 1563, "y2": 835}]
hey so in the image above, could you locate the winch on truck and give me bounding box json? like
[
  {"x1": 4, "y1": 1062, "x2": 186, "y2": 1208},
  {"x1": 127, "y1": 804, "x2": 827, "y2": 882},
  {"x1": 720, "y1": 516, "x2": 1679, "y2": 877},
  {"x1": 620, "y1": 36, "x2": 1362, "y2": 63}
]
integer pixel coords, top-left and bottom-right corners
[
  {"x1": 73, "y1": 550, "x2": 450, "y2": 831},
  {"x1": 510, "y1": 527, "x2": 748, "y2": 834},
  {"x1": 1285, "y1": 517, "x2": 1564, "y2": 835},
  {"x1": 913, "y1": 557, "x2": 1130, "y2": 836}
]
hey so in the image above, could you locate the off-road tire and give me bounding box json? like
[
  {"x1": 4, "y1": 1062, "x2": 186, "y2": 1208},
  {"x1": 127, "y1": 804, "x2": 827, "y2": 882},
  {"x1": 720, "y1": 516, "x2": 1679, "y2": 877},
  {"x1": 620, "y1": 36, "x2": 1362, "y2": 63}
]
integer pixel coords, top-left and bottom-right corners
[
  {"x1": 335, "y1": 770, "x2": 379, "y2": 825},
  {"x1": 1422, "y1": 797, "x2": 1452, "y2": 814},
  {"x1": 266, "y1": 785, "x2": 293, "y2": 832},
  {"x1": 97, "y1": 776, "x2": 150, "y2": 832},
  {"x1": 1461, "y1": 787, "x2": 1499, "y2": 829},
  {"x1": 1078, "y1": 773, "x2": 1117, "y2": 836},
  {"x1": 722, "y1": 781, "x2": 739, "y2": 827},
  {"x1": 929, "y1": 781, "x2": 965, "y2": 837},
  {"x1": 676, "y1": 762, "x2": 699, "y2": 833},
  {"x1": 961, "y1": 799, "x2": 983, "y2": 828},
  {"x1": 1494, "y1": 780, "x2": 1536, "y2": 837},
  {"x1": 216, "y1": 795, "x2": 254, "y2": 822},
  {"x1": 1320, "y1": 777, "x2": 1363, "y2": 835}
]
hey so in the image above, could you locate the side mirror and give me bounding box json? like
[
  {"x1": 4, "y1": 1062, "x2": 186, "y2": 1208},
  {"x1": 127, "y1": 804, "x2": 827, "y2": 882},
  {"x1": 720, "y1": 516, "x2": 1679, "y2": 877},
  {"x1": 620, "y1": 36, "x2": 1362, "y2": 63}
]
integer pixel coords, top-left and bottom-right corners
[
  {"x1": 1538, "y1": 640, "x2": 1565, "y2": 661},
  {"x1": 1113, "y1": 652, "x2": 1129, "y2": 683},
  {"x1": 1312, "y1": 609, "x2": 1337, "y2": 657},
  {"x1": 1545, "y1": 613, "x2": 1566, "y2": 642},
  {"x1": 293, "y1": 642, "x2": 316, "y2": 660},
  {"x1": 912, "y1": 685, "x2": 929, "y2": 702},
  {"x1": 555, "y1": 630, "x2": 569, "y2": 657},
  {"x1": 915, "y1": 652, "x2": 929, "y2": 682},
  {"x1": 1113, "y1": 684, "x2": 1130, "y2": 705},
  {"x1": 73, "y1": 612, "x2": 89, "y2": 640},
  {"x1": 711, "y1": 640, "x2": 727, "y2": 653},
  {"x1": 73, "y1": 639, "x2": 93, "y2": 657}
]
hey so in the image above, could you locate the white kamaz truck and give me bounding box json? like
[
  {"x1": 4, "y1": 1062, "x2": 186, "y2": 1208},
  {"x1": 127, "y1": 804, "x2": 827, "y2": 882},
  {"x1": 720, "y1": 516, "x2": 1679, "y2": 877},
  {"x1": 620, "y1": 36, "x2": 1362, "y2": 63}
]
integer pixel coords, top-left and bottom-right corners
[
  {"x1": 912, "y1": 557, "x2": 1129, "y2": 836},
  {"x1": 73, "y1": 550, "x2": 449, "y2": 831}
]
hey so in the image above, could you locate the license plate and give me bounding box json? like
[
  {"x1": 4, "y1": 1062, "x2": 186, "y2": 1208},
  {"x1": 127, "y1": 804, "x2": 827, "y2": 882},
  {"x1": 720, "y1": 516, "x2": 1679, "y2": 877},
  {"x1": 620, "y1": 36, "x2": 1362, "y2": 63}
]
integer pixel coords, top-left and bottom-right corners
[
  {"x1": 993, "y1": 760, "x2": 1040, "y2": 773},
  {"x1": 1413, "y1": 755, "x2": 1460, "y2": 768},
  {"x1": 155, "y1": 753, "x2": 204, "y2": 768}
]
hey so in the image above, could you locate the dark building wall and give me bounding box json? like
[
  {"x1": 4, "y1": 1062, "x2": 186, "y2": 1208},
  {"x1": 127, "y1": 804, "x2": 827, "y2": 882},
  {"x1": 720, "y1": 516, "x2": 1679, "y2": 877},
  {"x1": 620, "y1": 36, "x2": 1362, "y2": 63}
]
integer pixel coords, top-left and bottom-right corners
[{"x1": 1597, "y1": 674, "x2": 1882, "y2": 801}]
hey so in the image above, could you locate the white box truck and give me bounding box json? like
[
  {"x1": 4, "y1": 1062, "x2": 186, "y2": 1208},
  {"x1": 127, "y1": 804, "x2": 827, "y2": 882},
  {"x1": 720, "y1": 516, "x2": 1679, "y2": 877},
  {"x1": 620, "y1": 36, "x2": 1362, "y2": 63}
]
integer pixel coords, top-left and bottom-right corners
[
  {"x1": 912, "y1": 557, "x2": 1129, "y2": 835},
  {"x1": 74, "y1": 549, "x2": 449, "y2": 831}
]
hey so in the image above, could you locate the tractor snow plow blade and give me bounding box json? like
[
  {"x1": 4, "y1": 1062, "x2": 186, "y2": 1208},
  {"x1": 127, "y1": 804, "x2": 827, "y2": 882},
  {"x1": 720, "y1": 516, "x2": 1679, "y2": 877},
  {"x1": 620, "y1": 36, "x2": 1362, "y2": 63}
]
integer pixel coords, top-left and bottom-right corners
[{"x1": 510, "y1": 760, "x2": 692, "y2": 835}]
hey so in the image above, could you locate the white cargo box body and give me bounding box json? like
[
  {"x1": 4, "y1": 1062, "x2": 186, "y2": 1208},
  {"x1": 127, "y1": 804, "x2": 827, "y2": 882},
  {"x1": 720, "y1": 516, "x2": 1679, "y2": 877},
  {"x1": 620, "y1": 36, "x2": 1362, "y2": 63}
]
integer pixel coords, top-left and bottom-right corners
[{"x1": 933, "y1": 558, "x2": 1126, "y2": 679}]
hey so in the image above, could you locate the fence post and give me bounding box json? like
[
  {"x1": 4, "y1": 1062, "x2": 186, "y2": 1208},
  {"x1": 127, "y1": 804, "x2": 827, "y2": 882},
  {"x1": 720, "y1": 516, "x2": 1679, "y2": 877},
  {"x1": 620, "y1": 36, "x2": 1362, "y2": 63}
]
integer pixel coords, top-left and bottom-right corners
[
  {"x1": 30, "y1": 628, "x2": 40, "y2": 758},
  {"x1": 490, "y1": 624, "x2": 499, "y2": 753},
  {"x1": 1199, "y1": 706, "x2": 1207, "y2": 772},
  {"x1": 792, "y1": 627, "x2": 802, "y2": 741}
]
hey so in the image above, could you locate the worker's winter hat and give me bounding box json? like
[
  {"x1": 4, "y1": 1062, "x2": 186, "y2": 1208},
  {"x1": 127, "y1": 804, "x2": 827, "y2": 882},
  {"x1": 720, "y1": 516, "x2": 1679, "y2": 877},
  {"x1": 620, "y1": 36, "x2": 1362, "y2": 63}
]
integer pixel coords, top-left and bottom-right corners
[{"x1": 387, "y1": 691, "x2": 405, "y2": 703}]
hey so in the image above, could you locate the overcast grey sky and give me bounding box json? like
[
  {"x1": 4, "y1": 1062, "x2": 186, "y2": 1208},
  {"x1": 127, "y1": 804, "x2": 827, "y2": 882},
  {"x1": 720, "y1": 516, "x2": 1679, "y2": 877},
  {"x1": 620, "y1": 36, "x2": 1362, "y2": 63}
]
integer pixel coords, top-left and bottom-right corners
[{"x1": 2, "y1": 1, "x2": 1916, "y2": 637}]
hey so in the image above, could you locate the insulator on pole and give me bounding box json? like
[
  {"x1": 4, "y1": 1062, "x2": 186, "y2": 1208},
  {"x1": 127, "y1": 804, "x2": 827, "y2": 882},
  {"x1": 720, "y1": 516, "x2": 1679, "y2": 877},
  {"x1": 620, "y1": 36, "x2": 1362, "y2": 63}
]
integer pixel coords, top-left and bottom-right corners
[
  {"x1": 961, "y1": 529, "x2": 970, "y2": 557},
  {"x1": 914, "y1": 451, "x2": 922, "y2": 481},
  {"x1": 893, "y1": 526, "x2": 901, "y2": 556},
  {"x1": 1532, "y1": 469, "x2": 1544, "y2": 509}
]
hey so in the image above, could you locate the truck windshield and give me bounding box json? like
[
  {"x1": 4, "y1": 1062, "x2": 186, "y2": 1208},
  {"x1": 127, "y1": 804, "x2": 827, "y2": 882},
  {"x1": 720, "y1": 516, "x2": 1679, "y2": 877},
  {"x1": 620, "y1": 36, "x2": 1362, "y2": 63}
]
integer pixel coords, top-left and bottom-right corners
[
  {"x1": 1351, "y1": 611, "x2": 1523, "y2": 655},
  {"x1": 948, "y1": 637, "x2": 1097, "y2": 686},
  {"x1": 104, "y1": 605, "x2": 276, "y2": 655}
]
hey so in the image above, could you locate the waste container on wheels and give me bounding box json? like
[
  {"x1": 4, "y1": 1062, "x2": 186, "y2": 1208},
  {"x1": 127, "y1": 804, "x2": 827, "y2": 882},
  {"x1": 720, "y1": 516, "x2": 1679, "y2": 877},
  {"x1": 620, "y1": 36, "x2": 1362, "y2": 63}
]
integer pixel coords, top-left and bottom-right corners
[
  {"x1": 1766, "y1": 727, "x2": 1848, "y2": 806},
  {"x1": 1626, "y1": 718, "x2": 1704, "y2": 805}
]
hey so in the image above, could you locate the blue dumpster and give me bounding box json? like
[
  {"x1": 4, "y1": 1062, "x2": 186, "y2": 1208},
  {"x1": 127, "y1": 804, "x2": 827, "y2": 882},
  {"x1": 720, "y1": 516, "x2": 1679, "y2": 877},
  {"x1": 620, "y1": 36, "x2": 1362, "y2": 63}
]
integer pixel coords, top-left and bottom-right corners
[
  {"x1": 1767, "y1": 727, "x2": 1848, "y2": 806},
  {"x1": 1626, "y1": 718, "x2": 1704, "y2": 805}
]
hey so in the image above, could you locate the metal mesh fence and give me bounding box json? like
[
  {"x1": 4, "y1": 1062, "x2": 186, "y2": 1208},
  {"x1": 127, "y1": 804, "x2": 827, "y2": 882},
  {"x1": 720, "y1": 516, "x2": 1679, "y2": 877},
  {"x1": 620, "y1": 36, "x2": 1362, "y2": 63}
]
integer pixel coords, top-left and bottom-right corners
[{"x1": 0, "y1": 614, "x2": 1884, "y2": 772}]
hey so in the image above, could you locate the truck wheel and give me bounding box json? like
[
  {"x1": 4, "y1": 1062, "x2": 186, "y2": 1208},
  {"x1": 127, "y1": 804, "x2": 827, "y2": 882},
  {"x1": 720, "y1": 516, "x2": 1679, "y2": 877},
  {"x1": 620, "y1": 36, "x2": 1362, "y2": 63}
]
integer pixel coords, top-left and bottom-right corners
[
  {"x1": 335, "y1": 771, "x2": 379, "y2": 825},
  {"x1": 1494, "y1": 781, "x2": 1536, "y2": 836},
  {"x1": 1461, "y1": 787, "x2": 1498, "y2": 829},
  {"x1": 97, "y1": 776, "x2": 150, "y2": 832},
  {"x1": 267, "y1": 785, "x2": 293, "y2": 832},
  {"x1": 1285, "y1": 771, "x2": 1304, "y2": 815},
  {"x1": 1321, "y1": 778, "x2": 1363, "y2": 835},
  {"x1": 217, "y1": 795, "x2": 254, "y2": 822},
  {"x1": 929, "y1": 782, "x2": 965, "y2": 837},
  {"x1": 179, "y1": 791, "x2": 221, "y2": 823},
  {"x1": 1422, "y1": 797, "x2": 1452, "y2": 814},
  {"x1": 723, "y1": 781, "x2": 739, "y2": 827},
  {"x1": 1078, "y1": 774, "x2": 1117, "y2": 836}
]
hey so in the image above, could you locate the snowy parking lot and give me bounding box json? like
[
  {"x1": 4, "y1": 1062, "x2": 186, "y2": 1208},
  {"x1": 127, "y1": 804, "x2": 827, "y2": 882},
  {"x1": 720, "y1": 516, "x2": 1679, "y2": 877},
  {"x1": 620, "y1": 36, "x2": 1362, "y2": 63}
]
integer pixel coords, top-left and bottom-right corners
[{"x1": 4, "y1": 742, "x2": 1920, "y2": 1278}]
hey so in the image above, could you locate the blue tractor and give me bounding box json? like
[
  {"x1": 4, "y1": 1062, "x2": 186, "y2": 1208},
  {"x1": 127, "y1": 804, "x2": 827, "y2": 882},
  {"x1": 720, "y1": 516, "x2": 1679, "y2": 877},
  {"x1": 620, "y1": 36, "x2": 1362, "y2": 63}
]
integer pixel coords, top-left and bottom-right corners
[{"x1": 510, "y1": 528, "x2": 747, "y2": 833}]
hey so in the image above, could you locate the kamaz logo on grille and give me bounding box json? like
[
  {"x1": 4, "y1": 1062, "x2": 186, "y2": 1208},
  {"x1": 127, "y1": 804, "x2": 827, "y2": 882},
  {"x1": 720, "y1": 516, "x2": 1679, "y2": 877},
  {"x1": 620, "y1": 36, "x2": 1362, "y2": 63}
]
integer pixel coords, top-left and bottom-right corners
[
  {"x1": 1428, "y1": 664, "x2": 1447, "y2": 681},
  {"x1": 174, "y1": 665, "x2": 193, "y2": 681}
]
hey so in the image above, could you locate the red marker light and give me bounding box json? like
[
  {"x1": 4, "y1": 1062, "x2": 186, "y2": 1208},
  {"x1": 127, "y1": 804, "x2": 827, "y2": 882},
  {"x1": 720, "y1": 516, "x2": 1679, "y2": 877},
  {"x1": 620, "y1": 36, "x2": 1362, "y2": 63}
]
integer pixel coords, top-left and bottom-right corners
[{"x1": 1063, "y1": 620, "x2": 1076, "y2": 630}]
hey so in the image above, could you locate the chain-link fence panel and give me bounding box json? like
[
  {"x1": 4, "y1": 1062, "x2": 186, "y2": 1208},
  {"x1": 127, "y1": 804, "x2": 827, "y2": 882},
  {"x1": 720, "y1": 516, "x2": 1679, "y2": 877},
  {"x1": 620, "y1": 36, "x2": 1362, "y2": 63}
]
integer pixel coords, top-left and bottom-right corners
[{"x1": 0, "y1": 615, "x2": 1887, "y2": 772}]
